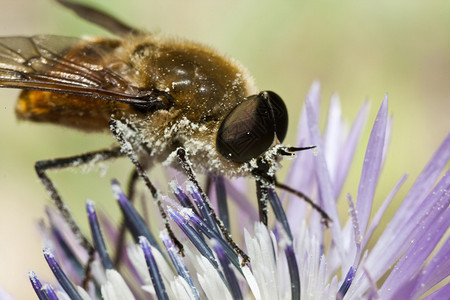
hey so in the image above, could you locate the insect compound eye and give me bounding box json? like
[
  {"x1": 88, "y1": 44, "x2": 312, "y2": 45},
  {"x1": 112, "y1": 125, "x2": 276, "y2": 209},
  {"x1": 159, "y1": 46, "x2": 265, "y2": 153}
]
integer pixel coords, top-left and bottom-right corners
[
  {"x1": 266, "y1": 90, "x2": 289, "y2": 143},
  {"x1": 216, "y1": 91, "x2": 289, "y2": 163}
]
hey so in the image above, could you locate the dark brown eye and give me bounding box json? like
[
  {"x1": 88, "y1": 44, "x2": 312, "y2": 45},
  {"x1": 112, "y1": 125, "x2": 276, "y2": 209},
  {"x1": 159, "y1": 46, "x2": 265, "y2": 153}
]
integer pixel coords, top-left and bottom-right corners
[{"x1": 216, "y1": 91, "x2": 288, "y2": 163}]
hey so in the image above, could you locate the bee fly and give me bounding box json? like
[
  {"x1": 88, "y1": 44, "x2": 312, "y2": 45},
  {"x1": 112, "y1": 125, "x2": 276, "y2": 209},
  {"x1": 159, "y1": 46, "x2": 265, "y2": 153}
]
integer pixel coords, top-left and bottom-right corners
[{"x1": 0, "y1": 0, "x2": 330, "y2": 281}]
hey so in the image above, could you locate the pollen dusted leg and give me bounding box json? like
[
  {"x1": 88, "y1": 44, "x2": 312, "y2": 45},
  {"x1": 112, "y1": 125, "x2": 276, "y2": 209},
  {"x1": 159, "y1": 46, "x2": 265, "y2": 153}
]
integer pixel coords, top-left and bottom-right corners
[
  {"x1": 176, "y1": 148, "x2": 250, "y2": 264},
  {"x1": 255, "y1": 180, "x2": 269, "y2": 226},
  {"x1": 275, "y1": 180, "x2": 331, "y2": 226},
  {"x1": 109, "y1": 119, "x2": 185, "y2": 255},
  {"x1": 35, "y1": 146, "x2": 125, "y2": 288}
]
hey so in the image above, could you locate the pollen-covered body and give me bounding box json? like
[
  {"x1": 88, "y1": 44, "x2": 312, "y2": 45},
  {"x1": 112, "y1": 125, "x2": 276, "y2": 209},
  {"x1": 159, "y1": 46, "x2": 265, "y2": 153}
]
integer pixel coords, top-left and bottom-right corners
[{"x1": 14, "y1": 34, "x2": 258, "y2": 176}]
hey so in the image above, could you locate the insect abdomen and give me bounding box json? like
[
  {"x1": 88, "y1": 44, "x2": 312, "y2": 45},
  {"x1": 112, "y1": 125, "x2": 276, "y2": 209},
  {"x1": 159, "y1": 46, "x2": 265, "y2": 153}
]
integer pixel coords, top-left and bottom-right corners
[{"x1": 15, "y1": 90, "x2": 126, "y2": 132}]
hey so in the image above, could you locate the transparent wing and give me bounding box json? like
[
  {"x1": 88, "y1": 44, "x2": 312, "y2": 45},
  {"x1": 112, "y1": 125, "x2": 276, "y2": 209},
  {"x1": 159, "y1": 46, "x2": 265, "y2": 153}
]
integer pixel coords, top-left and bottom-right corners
[{"x1": 0, "y1": 35, "x2": 167, "y2": 109}]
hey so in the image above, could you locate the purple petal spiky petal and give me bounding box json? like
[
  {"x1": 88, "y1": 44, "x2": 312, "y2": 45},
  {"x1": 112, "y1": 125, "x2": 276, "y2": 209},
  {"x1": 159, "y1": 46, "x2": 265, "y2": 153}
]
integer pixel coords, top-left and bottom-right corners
[
  {"x1": 337, "y1": 266, "x2": 356, "y2": 299},
  {"x1": 413, "y1": 236, "x2": 450, "y2": 297},
  {"x1": 183, "y1": 209, "x2": 241, "y2": 270},
  {"x1": 161, "y1": 231, "x2": 200, "y2": 300},
  {"x1": 365, "y1": 137, "x2": 450, "y2": 284},
  {"x1": 423, "y1": 282, "x2": 450, "y2": 300},
  {"x1": 224, "y1": 178, "x2": 258, "y2": 222},
  {"x1": 356, "y1": 95, "x2": 388, "y2": 237},
  {"x1": 214, "y1": 176, "x2": 230, "y2": 231},
  {"x1": 334, "y1": 101, "x2": 370, "y2": 198},
  {"x1": 267, "y1": 188, "x2": 292, "y2": 240},
  {"x1": 86, "y1": 200, "x2": 113, "y2": 270},
  {"x1": 112, "y1": 179, "x2": 159, "y2": 249},
  {"x1": 363, "y1": 174, "x2": 407, "y2": 249},
  {"x1": 139, "y1": 236, "x2": 169, "y2": 300},
  {"x1": 284, "y1": 243, "x2": 300, "y2": 300},
  {"x1": 167, "y1": 207, "x2": 219, "y2": 270},
  {"x1": 170, "y1": 181, "x2": 197, "y2": 213},
  {"x1": 43, "y1": 249, "x2": 83, "y2": 300},
  {"x1": 306, "y1": 90, "x2": 343, "y2": 254},
  {"x1": 187, "y1": 182, "x2": 220, "y2": 235},
  {"x1": 42, "y1": 284, "x2": 58, "y2": 300},
  {"x1": 285, "y1": 82, "x2": 321, "y2": 228},
  {"x1": 28, "y1": 271, "x2": 48, "y2": 300},
  {"x1": 380, "y1": 171, "x2": 450, "y2": 299},
  {"x1": 212, "y1": 239, "x2": 243, "y2": 300}
]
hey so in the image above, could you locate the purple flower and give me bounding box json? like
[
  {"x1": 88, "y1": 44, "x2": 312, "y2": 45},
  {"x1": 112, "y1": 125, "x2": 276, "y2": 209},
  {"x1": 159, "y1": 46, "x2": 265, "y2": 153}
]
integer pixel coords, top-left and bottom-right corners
[{"x1": 24, "y1": 82, "x2": 449, "y2": 299}]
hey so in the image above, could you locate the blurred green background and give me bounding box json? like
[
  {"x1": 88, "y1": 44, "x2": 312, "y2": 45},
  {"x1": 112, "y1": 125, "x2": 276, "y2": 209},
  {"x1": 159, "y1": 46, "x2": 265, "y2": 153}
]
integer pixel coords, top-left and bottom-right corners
[{"x1": 0, "y1": 0, "x2": 449, "y2": 298}]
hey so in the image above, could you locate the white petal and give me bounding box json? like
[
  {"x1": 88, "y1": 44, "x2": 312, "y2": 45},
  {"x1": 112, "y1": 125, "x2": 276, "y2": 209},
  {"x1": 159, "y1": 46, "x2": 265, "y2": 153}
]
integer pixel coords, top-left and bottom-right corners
[
  {"x1": 170, "y1": 276, "x2": 197, "y2": 300},
  {"x1": 100, "y1": 269, "x2": 135, "y2": 300},
  {"x1": 76, "y1": 286, "x2": 94, "y2": 300},
  {"x1": 55, "y1": 291, "x2": 71, "y2": 300},
  {"x1": 245, "y1": 223, "x2": 279, "y2": 300},
  {"x1": 196, "y1": 255, "x2": 232, "y2": 300},
  {"x1": 241, "y1": 263, "x2": 261, "y2": 300},
  {"x1": 127, "y1": 243, "x2": 152, "y2": 285}
]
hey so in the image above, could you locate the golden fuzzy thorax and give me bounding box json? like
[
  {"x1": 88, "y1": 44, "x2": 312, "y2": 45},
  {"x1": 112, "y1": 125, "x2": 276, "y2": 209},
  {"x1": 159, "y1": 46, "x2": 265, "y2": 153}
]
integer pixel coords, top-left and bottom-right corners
[{"x1": 117, "y1": 34, "x2": 261, "y2": 177}]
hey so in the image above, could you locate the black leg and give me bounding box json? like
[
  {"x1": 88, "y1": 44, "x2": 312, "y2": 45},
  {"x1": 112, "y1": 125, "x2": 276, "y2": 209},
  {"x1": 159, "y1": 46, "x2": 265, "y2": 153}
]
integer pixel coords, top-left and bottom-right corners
[
  {"x1": 255, "y1": 179, "x2": 269, "y2": 226},
  {"x1": 109, "y1": 119, "x2": 184, "y2": 254},
  {"x1": 176, "y1": 148, "x2": 250, "y2": 264},
  {"x1": 35, "y1": 146, "x2": 124, "y2": 287},
  {"x1": 274, "y1": 180, "x2": 331, "y2": 226},
  {"x1": 276, "y1": 145, "x2": 331, "y2": 225}
]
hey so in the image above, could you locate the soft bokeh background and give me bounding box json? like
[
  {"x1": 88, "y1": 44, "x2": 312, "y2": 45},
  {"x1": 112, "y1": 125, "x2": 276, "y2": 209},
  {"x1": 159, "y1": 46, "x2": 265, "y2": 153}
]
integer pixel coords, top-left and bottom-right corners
[{"x1": 1, "y1": 0, "x2": 449, "y2": 298}]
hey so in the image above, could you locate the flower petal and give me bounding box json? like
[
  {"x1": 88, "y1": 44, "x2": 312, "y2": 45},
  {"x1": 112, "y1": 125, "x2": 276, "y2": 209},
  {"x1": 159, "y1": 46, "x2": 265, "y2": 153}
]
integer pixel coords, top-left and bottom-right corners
[
  {"x1": 365, "y1": 136, "x2": 450, "y2": 283},
  {"x1": 380, "y1": 172, "x2": 450, "y2": 298},
  {"x1": 212, "y1": 239, "x2": 243, "y2": 300},
  {"x1": 28, "y1": 271, "x2": 46, "y2": 300},
  {"x1": 101, "y1": 269, "x2": 136, "y2": 300},
  {"x1": 161, "y1": 231, "x2": 200, "y2": 300},
  {"x1": 86, "y1": 200, "x2": 113, "y2": 270},
  {"x1": 112, "y1": 180, "x2": 159, "y2": 249},
  {"x1": 334, "y1": 101, "x2": 370, "y2": 198},
  {"x1": 139, "y1": 237, "x2": 169, "y2": 300},
  {"x1": 43, "y1": 249, "x2": 83, "y2": 300},
  {"x1": 356, "y1": 96, "x2": 388, "y2": 237},
  {"x1": 413, "y1": 235, "x2": 450, "y2": 297},
  {"x1": 423, "y1": 281, "x2": 450, "y2": 300},
  {"x1": 306, "y1": 89, "x2": 344, "y2": 257}
]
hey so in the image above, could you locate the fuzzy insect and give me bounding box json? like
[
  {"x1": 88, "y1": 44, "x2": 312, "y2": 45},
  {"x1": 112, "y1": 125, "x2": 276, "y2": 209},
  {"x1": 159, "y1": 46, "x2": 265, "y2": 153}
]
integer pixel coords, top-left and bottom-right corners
[{"x1": 0, "y1": 0, "x2": 329, "y2": 285}]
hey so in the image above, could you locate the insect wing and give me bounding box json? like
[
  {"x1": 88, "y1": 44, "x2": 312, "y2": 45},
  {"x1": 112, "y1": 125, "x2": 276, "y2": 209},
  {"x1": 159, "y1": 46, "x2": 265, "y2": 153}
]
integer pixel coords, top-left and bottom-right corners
[{"x1": 0, "y1": 35, "x2": 162, "y2": 107}]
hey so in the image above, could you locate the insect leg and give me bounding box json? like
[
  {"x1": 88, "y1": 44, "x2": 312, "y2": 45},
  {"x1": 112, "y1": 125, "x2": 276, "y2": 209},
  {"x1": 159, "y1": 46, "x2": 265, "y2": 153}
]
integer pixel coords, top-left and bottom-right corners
[
  {"x1": 255, "y1": 179, "x2": 269, "y2": 226},
  {"x1": 35, "y1": 146, "x2": 124, "y2": 287},
  {"x1": 109, "y1": 119, "x2": 185, "y2": 254},
  {"x1": 176, "y1": 148, "x2": 250, "y2": 264},
  {"x1": 275, "y1": 179, "x2": 331, "y2": 226}
]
